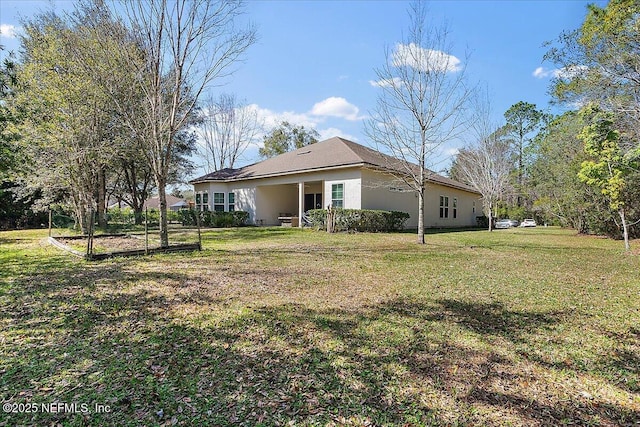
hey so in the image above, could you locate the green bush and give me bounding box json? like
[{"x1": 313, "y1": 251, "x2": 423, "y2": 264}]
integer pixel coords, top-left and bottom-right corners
[
  {"x1": 476, "y1": 216, "x2": 489, "y2": 228},
  {"x1": 307, "y1": 208, "x2": 409, "y2": 232},
  {"x1": 179, "y1": 209, "x2": 249, "y2": 228},
  {"x1": 145, "y1": 209, "x2": 160, "y2": 227},
  {"x1": 306, "y1": 209, "x2": 328, "y2": 229},
  {"x1": 107, "y1": 207, "x2": 135, "y2": 225},
  {"x1": 52, "y1": 212, "x2": 75, "y2": 229}
]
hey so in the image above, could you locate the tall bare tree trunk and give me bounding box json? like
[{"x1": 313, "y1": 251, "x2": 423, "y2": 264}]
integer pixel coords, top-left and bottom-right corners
[
  {"x1": 620, "y1": 208, "x2": 630, "y2": 251},
  {"x1": 417, "y1": 187, "x2": 425, "y2": 244},
  {"x1": 97, "y1": 167, "x2": 107, "y2": 229},
  {"x1": 157, "y1": 180, "x2": 169, "y2": 248},
  {"x1": 488, "y1": 201, "x2": 494, "y2": 232}
]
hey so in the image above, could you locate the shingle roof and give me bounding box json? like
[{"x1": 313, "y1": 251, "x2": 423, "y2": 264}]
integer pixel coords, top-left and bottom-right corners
[
  {"x1": 143, "y1": 195, "x2": 187, "y2": 209},
  {"x1": 190, "y1": 137, "x2": 479, "y2": 194}
]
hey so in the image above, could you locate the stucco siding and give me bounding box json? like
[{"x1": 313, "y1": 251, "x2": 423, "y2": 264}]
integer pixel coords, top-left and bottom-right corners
[
  {"x1": 361, "y1": 169, "x2": 480, "y2": 228},
  {"x1": 424, "y1": 184, "x2": 481, "y2": 227},
  {"x1": 360, "y1": 169, "x2": 418, "y2": 226},
  {"x1": 323, "y1": 179, "x2": 361, "y2": 210},
  {"x1": 255, "y1": 184, "x2": 298, "y2": 226},
  {"x1": 194, "y1": 166, "x2": 479, "y2": 228}
]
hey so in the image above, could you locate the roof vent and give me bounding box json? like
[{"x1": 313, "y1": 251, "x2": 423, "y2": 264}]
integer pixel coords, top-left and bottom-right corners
[{"x1": 297, "y1": 150, "x2": 312, "y2": 155}]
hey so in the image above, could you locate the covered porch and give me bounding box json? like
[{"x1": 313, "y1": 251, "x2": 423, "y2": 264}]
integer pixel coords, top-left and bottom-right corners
[{"x1": 254, "y1": 180, "x2": 324, "y2": 227}]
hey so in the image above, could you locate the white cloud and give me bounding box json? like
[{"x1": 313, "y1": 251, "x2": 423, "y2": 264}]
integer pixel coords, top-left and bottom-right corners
[
  {"x1": 532, "y1": 66, "x2": 564, "y2": 79},
  {"x1": 248, "y1": 103, "x2": 319, "y2": 130},
  {"x1": 444, "y1": 147, "x2": 460, "y2": 157},
  {"x1": 310, "y1": 96, "x2": 364, "y2": 121},
  {"x1": 369, "y1": 77, "x2": 403, "y2": 88},
  {"x1": 251, "y1": 105, "x2": 358, "y2": 142},
  {"x1": 533, "y1": 65, "x2": 587, "y2": 79},
  {"x1": 392, "y1": 43, "x2": 462, "y2": 73},
  {"x1": 0, "y1": 24, "x2": 18, "y2": 39}
]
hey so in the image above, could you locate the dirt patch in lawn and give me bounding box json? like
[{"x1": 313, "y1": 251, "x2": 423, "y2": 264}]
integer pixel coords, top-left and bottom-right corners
[{"x1": 56, "y1": 235, "x2": 149, "y2": 252}]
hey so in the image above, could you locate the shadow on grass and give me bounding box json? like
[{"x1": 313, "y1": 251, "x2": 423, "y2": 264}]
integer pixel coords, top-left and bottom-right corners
[
  {"x1": 0, "y1": 237, "x2": 19, "y2": 245},
  {"x1": 434, "y1": 299, "x2": 569, "y2": 343},
  {"x1": 2, "y1": 259, "x2": 638, "y2": 427}
]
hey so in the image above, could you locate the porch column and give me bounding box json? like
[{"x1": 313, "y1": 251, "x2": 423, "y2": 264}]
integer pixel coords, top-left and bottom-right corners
[{"x1": 298, "y1": 181, "x2": 304, "y2": 228}]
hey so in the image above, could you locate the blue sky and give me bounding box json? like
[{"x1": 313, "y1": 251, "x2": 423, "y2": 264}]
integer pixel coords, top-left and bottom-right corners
[{"x1": 0, "y1": 0, "x2": 607, "y2": 176}]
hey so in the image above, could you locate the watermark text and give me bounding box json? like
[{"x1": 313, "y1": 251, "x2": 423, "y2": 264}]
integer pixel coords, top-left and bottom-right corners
[{"x1": 2, "y1": 401, "x2": 111, "y2": 414}]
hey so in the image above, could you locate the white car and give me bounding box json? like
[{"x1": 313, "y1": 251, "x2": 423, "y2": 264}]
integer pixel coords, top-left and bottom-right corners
[{"x1": 520, "y1": 218, "x2": 537, "y2": 227}]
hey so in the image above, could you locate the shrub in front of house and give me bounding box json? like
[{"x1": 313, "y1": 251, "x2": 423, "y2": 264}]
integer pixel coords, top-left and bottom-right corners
[
  {"x1": 179, "y1": 209, "x2": 249, "y2": 228},
  {"x1": 307, "y1": 208, "x2": 409, "y2": 232}
]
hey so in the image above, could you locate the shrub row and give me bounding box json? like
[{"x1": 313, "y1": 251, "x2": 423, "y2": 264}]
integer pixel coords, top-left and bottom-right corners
[
  {"x1": 306, "y1": 208, "x2": 409, "y2": 232},
  {"x1": 179, "y1": 209, "x2": 249, "y2": 228},
  {"x1": 107, "y1": 207, "x2": 182, "y2": 226}
]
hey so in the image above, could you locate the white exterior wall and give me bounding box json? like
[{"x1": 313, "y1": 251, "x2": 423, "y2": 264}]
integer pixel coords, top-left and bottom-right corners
[
  {"x1": 193, "y1": 182, "x2": 229, "y2": 211},
  {"x1": 323, "y1": 175, "x2": 361, "y2": 209},
  {"x1": 193, "y1": 182, "x2": 258, "y2": 221}
]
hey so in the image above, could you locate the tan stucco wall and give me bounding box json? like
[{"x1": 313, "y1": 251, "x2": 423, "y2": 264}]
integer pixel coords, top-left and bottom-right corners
[
  {"x1": 255, "y1": 184, "x2": 298, "y2": 225},
  {"x1": 360, "y1": 169, "x2": 481, "y2": 228},
  {"x1": 194, "y1": 167, "x2": 362, "y2": 225},
  {"x1": 194, "y1": 166, "x2": 480, "y2": 228}
]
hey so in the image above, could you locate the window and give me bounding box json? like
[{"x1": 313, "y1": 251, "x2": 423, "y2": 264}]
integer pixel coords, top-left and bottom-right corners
[
  {"x1": 453, "y1": 198, "x2": 458, "y2": 219},
  {"x1": 213, "y1": 192, "x2": 224, "y2": 212},
  {"x1": 331, "y1": 183, "x2": 344, "y2": 208},
  {"x1": 473, "y1": 201, "x2": 476, "y2": 214},
  {"x1": 439, "y1": 195, "x2": 449, "y2": 219},
  {"x1": 202, "y1": 192, "x2": 209, "y2": 211},
  {"x1": 196, "y1": 192, "x2": 209, "y2": 211},
  {"x1": 228, "y1": 192, "x2": 235, "y2": 212}
]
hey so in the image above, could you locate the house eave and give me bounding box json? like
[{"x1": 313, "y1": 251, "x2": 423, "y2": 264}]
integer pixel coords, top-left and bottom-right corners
[{"x1": 190, "y1": 163, "x2": 366, "y2": 184}]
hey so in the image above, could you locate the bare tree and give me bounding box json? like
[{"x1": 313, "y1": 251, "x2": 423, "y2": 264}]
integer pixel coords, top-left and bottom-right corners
[
  {"x1": 199, "y1": 93, "x2": 260, "y2": 172},
  {"x1": 109, "y1": 0, "x2": 256, "y2": 247},
  {"x1": 364, "y1": 1, "x2": 474, "y2": 244},
  {"x1": 453, "y1": 97, "x2": 512, "y2": 231}
]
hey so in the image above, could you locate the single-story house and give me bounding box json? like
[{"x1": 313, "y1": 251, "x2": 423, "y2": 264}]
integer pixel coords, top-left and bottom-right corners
[
  {"x1": 189, "y1": 137, "x2": 481, "y2": 228},
  {"x1": 144, "y1": 195, "x2": 190, "y2": 211}
]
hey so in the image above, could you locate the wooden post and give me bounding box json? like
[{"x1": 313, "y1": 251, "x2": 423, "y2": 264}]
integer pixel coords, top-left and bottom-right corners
[
  {"x1": 195, "y1": 209, "x2": 202, "y2": 251},
  {"x1": 144, "y1": 207, "x2": 149, "y2": 255},
  {"x1": 86, "y1": 209, "x2": 94, "y2": 260},
  {"x1": 327, "y1": 205, "x2": 333, "y2": 233}
]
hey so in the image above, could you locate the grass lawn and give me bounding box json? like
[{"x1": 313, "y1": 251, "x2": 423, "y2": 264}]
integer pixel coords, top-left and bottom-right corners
[{"x1": 0, "y1": 226, "x2": 638, "y2": 426}]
